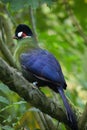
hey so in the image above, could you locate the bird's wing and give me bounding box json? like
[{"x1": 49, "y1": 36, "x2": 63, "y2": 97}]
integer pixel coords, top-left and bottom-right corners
[{"x1": 20, "y1": 49, "x2": 66, "y2": 86}]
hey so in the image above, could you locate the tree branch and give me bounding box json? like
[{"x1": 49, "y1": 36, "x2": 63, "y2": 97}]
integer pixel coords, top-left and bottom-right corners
[
  {"x1": 0, "y1": 57, "x2": 77, "y2": 129},
  {"x1": 0, "y1": 1, "x2": 14, "y2": 49},
  {"x1": 0, "y1": 38, "x2": 17, "y2": 68},
  {"x1": 0, "y1": 2, "x2": 18, "y2": 69},
  {"x1": 79, "y1": 103, "x2": 87, "y2": 130},
  {"x1": 29, "y1": 6, "x2": 38, "y2": 45},
  {"x1": 35, "y1": 112, "x2": 58, "y2": 130}
]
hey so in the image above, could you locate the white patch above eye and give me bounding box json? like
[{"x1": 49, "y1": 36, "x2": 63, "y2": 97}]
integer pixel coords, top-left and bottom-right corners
[{"x1": 18, "y1": 32, "x2": 23, "y2": 37}]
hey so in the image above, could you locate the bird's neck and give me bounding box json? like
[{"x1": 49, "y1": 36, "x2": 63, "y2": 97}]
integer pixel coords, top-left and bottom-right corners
[
  {"x1": 19, "y1": 37, "x2": 38, "y2": 49},
  {"x1": 14, "y1": 37, "x2": 39, "y2": 67}
]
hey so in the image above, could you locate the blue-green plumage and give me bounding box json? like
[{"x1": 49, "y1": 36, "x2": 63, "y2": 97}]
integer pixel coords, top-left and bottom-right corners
[
  {"x1": 20, "y1": 48, "x2": 67, "y2": 91},
  {"x1": 14, "y1": 24, "x2": 78, "y2": 130}
]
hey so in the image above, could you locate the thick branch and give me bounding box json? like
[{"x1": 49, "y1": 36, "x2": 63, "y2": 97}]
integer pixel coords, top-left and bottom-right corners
[{"x1": 0, "y1": 57, "x2": 71, "y2": 127}]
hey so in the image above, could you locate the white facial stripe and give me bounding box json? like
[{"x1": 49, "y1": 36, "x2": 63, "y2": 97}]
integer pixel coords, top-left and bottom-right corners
[{"x1": 18, "y1": 32, "x2": 23, "y2": 37}]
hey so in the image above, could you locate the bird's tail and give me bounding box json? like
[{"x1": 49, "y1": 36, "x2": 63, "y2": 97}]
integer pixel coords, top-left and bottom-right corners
[{"x1": 58, "y1": 87, "x2": 78, "y2": 130}]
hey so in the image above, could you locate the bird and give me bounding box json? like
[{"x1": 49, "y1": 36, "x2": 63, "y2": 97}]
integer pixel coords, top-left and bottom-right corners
[{"x1": 14, "y1": 24, "x2": 78, "y2": 130}]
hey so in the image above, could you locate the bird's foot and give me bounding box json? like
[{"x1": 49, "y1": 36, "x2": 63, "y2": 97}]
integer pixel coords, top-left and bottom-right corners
[
  {"x1": 33, "y1": 81, "x2": 38, "y2": 86},
  {"x1": 32, "y1": 81, "x2": 39, "y2": 89}
]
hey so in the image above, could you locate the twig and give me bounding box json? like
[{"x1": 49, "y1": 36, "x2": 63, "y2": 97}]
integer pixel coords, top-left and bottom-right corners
[
  {"x1": 0, "y1": 1, "x2": 14, "y2": 50},
  {"x1": 29, "y1": 6, "x2": 38, "y2": 45},
  {"x1": 42, "y1": 113, "x2": 60, "y2": 130},
  {"x1": 34, "y1": 112, "x2": 46, "y2": 130}
]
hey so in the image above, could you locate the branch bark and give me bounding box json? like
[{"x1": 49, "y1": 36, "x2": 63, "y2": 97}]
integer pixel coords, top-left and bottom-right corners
[{"x1": 0, "y1": 57, "x2": 76, "y2": 129}]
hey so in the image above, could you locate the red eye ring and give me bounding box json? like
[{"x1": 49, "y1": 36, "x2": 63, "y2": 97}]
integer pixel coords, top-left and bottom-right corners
[{"x1": 22, "y1": 33, "x2": 27, "y2": 37}]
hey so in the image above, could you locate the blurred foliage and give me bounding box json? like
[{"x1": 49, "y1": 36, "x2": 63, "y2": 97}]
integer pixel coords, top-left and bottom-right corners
[{"x1": 0, "y1": 0, "x2": 87, "y2": 130}]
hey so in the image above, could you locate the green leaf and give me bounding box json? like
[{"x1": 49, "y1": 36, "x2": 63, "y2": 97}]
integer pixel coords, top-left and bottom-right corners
[
  {"x1": 28, "y1": 107, "x2": 40, "y2": 112},
  {"x1": 1, "y1": 0, "x2": 55, "y2": 11},
  {"x1": 0, "y1": 83, "x2": 10, "y2": 94},
  {"x1": 73, "y1": 0, "x2": 87, "y2": 31},
  {"x1": 0, "y1": 101, "x2": 26, "y2": 113},
  {"x1": 0, "y1": 96, "x2": 9, "y2": 104},
  {"x1": 2, "y1": 126, "x2": 14, "y2": 130}
]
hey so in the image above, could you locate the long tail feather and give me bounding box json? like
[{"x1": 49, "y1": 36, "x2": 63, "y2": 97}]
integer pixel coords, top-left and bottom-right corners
[{"x1": 58, "y1": 87, "x2": 78, "y2": 130}]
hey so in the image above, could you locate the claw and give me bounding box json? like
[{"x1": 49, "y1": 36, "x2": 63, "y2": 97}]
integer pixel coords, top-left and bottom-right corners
[{"x1": 33, "y1": 81, "x2": 38, "y2": 86}]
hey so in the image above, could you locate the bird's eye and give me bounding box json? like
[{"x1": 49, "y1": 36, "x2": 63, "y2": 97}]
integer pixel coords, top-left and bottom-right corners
[{"x1": 17, "y1": 32, "x2": 23, "y2": 37}]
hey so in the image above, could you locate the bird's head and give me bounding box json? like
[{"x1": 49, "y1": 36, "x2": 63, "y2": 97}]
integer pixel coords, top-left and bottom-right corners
[{"x1": 14, "y1": 24, "x2": 33, "y2": 40}]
